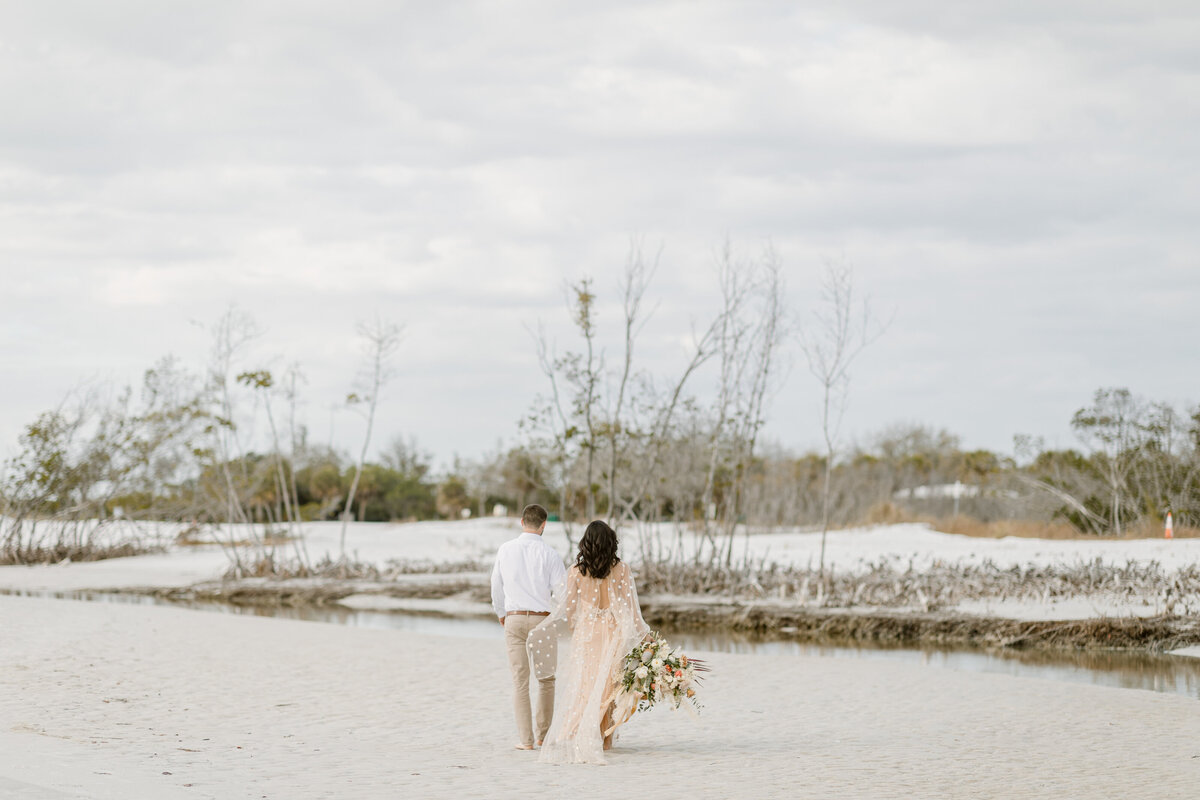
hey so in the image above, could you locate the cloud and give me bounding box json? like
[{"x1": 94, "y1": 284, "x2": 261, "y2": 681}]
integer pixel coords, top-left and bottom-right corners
[{"x1": 1, "y1": 1, "x2": 1198, "y2": 466}]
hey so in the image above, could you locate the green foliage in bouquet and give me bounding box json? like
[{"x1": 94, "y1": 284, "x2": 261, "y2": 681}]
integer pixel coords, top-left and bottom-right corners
[{"x1": 617, "y1": 631, "x2": 707, "y2": 713}]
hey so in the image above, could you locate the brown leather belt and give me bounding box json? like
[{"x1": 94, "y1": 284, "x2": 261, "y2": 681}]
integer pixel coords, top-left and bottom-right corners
[{"x1": 508, "y1": 610, "x2": 550, "y2": 616}]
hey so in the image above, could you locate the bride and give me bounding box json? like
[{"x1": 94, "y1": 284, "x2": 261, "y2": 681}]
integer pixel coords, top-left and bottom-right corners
[{"x1": 527, "y1": 520, "x2": 650, "y2": 765}]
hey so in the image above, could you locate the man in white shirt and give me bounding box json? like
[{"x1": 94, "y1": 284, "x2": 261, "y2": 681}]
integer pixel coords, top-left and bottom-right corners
[{"x1": 491, "y1": 503, "x2": 566, "y2": 750}]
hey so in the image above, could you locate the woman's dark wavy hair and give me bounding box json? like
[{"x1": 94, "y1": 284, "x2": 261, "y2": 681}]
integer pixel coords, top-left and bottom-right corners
[{"x1": 575, "y1": 520, "x2": 620, "y2": 579}]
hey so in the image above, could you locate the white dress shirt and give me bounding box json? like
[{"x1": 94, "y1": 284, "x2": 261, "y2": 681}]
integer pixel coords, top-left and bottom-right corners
[{"x1": 491, "y1": 532, "x2": 567, "y2": 618}]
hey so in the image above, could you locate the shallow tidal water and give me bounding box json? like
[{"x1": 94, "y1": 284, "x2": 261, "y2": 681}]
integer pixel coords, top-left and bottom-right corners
[{"x1": 10, "y1": 588, "x2": 1200, "y2": 700}]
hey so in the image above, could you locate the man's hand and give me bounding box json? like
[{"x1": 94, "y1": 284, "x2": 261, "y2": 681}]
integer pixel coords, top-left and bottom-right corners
[{"x1": 498, "y1": 616, "x2": 506, "y2": 626}]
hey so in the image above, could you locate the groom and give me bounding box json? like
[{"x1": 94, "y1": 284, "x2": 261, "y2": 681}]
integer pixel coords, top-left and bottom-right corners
[{"x1": 490, "y1": 504, "x2": 566, "y2": 750}]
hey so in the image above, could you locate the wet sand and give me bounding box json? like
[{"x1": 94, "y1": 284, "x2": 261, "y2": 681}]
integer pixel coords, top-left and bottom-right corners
[{"x1": 2, "y1": 593, "x2": 1198, "y2": 799}]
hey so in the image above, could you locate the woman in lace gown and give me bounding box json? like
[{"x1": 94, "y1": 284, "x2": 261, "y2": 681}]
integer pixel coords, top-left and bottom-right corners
[{"x1": 527, "y1": 520, "x2": 650, "y2": 765}]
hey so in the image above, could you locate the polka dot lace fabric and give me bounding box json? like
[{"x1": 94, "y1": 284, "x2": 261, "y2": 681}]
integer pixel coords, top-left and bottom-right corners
[{"x1": 527, "y1": 561, "x2": 650, "y2": 765}]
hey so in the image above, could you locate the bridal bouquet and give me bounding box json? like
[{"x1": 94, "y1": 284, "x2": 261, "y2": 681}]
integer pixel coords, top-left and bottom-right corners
[{"x1": 616, "y1": 631, "x2": 707, "y2": 714}]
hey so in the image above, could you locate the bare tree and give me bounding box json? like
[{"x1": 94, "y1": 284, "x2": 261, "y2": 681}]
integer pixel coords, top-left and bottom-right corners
[
  {"x1": 720, "y1": 246, "x2": 787, "y2": 564},
  {"x1": 521, "y1": 241, "x2": 785, "y2": 571},
  {"x1": 624, "y1": 317, "x2": 721, "y2": 531},
  {"x1": 606, "y1": 241, "x2": 658, "y2": 524},
  {"x1": 699, "y1": 242, "x2": 756, "y2": 551},
  {"x1": 564, "y1": 278, "x2": 604, "y2": 519},
  {"x1": 528, "y1": 322, "x2": 579, "y2": 555},
  {"x1": 619, "y1": 314, "x2": 720, "y2": 567},
  {"x1": 237, "y1": 365, "x2": 309, "y2": 568},
  {"x1": 1071, "y1": 388, "x2": 1145, "y2": 536},
  {"x1": 339, "y1": 317, "x2": 403, "y2": 561},
  {"x1": 282, "y1": 364, "x2": 312, "y2": 567},
  {"x1": 693, "y1": 242, "x2": 789, "y2": 565},
  {"x1": 203, "y1": 307, "x2": 265, "y2": 573},
  {"x1": 1136, "y1": 401, "x2": 1200, "y2": 528},
  {"x1": 800, "y1": 260, "x2": 886, "y2": 578}
]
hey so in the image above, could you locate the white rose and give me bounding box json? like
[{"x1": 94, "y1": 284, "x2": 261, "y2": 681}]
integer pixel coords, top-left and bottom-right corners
[
  {"x1": 651, "y1": 658, "x2": 664, "y2": 670},
  {"x1": 635, "y1": 666, "x2": 649, "y2": 679}
]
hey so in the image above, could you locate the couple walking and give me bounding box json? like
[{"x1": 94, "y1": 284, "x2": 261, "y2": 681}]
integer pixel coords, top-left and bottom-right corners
[{"x1": 490, "y1": 504, "x2": 650, "y2": 765}]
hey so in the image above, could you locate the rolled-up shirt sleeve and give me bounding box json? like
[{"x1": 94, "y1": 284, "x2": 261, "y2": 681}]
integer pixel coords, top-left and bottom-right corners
[{"x1": 490, "y1": 557, "x2": 505, "y2": 619}]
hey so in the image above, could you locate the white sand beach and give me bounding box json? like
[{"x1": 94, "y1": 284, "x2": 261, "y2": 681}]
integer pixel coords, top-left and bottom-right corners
[
  {"x1": 3, "y1": 592, "x2": 1199, "y2": 799},
  {"x1": 6, "y1": 518, "x2": 1200, "y2": 593}
]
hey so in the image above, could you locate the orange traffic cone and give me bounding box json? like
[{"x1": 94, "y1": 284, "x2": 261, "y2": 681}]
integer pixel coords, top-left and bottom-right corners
[{"x1": 1165, "y1": 511, "x2": 1174, "y2": 540}]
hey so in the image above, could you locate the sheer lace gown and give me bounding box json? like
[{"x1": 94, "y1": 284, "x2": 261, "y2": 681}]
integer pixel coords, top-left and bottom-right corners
[{"x1": 527, "y1": 561, "x2": 650, "y2": 765}]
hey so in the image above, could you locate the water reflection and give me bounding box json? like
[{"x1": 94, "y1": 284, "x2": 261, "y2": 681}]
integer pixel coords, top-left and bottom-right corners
[
  {"x1": 629, "y1": 628, "x2": 1200, "y2": 699},
  {"x1": 8, "y1": 588, "x2": 1200, "y2": 699}
]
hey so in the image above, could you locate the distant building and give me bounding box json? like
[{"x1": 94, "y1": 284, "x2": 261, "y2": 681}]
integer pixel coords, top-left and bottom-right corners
[{"x1": 892, "y1": 481, "x2": 981, "y2": 501}]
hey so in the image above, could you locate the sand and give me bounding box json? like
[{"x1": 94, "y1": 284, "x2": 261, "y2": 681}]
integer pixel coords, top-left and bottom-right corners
[
  {"x1": 2, "y1": 594, "x2": 1199, "y2": 799},
  {"x1": 953, "y1": 597, "x2": 1166, "y2": 622}
]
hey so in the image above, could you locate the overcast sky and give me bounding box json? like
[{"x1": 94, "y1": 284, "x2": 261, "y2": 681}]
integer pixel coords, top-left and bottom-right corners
[{"x1": 2, "y1": 1, "x2": 1198, "y2": 469}]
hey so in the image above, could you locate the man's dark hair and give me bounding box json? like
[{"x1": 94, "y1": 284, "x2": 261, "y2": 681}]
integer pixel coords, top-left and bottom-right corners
[{"x1": 521, "y1": 504, "x2": 549, "y2": 530}]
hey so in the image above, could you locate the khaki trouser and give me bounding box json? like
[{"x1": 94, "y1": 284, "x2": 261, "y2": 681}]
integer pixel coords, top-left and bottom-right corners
[{"x1": 504, "y1": 615, "x2": 555, "y2": 747}]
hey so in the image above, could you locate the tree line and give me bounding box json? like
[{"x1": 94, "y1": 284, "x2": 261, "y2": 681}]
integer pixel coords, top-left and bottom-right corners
[{"x1": 3, "y1": 244, "x2": 1197, "y2": 568}]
